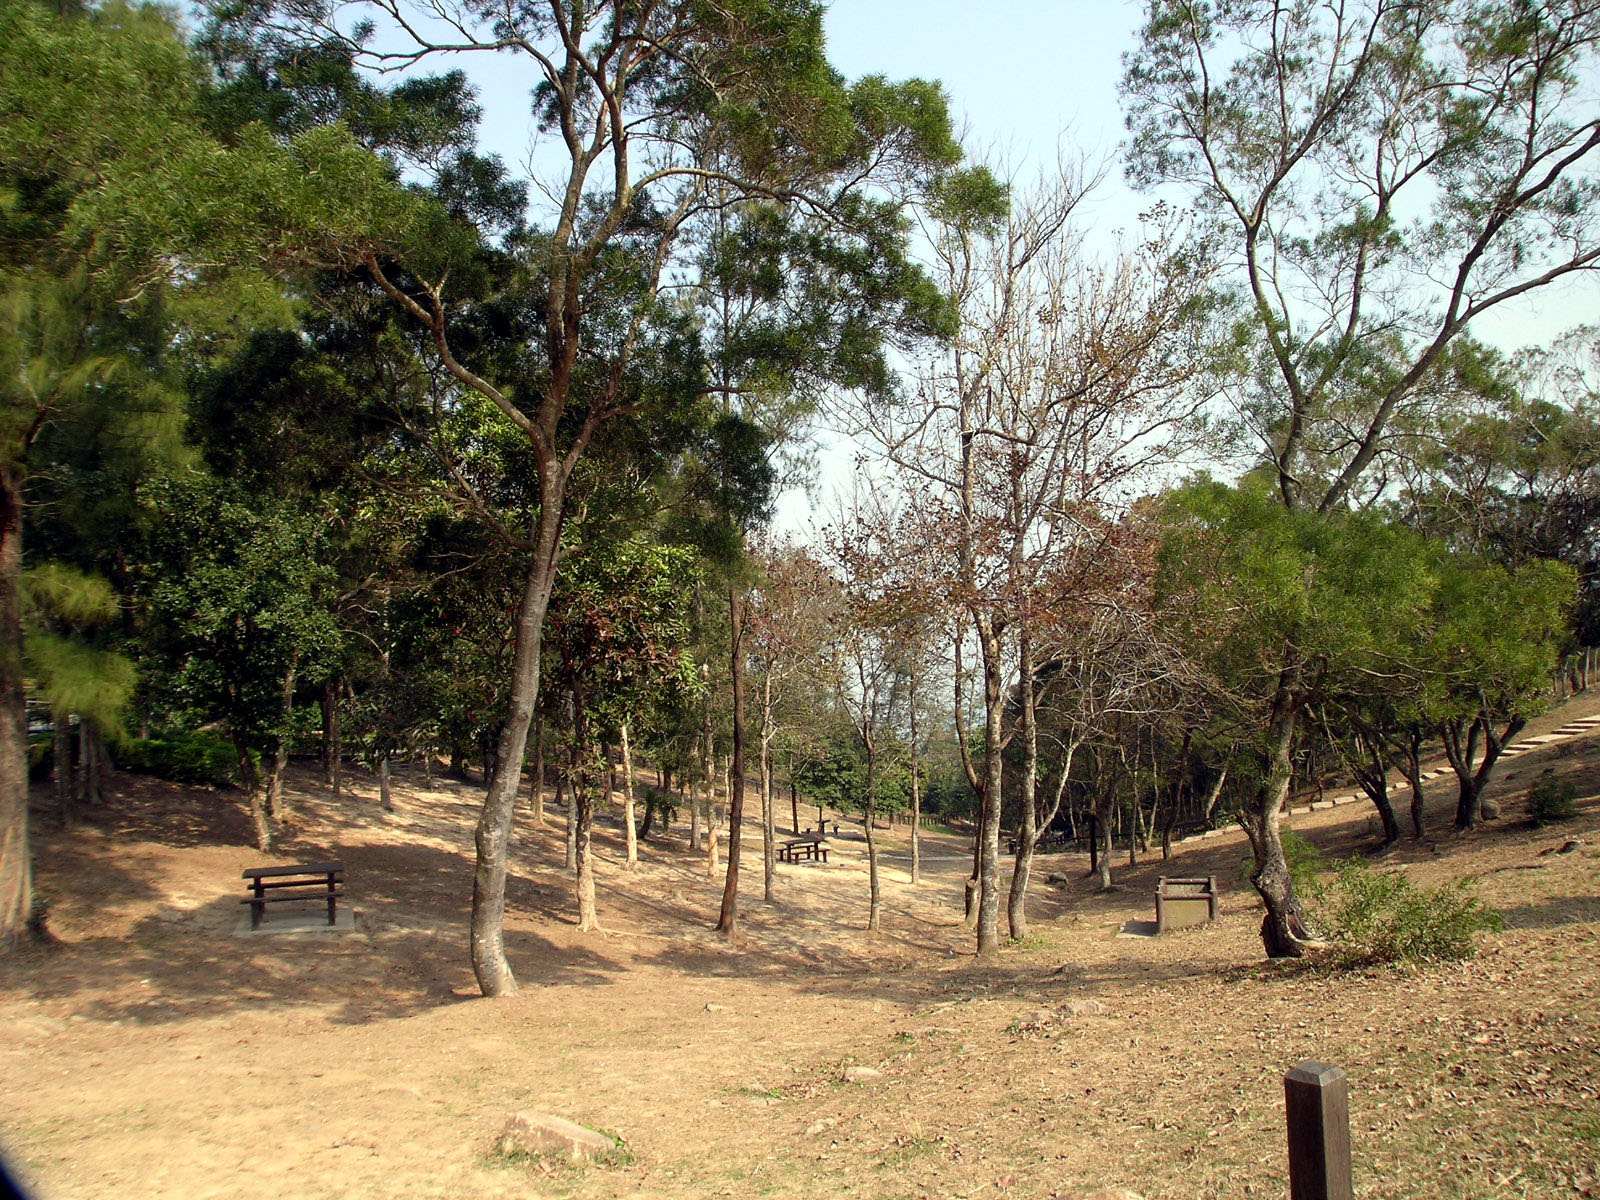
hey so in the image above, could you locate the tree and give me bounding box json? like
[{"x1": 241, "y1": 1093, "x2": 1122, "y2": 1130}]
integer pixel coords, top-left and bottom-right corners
[
  {"x1": 867, "y1": 172, "x2": 1214, "y2": 953},
  {"x1": 0, "y1": 1, "x2": 239, "y2": 948},
  {"x1": 139, "y1": 477, "x2": 342, "y2": 851},
  {"x1": 541, "y1": 536, "x2": 699, "y2": 931},
  {"x1": 1125, "y1": 0, "x2": 1600, "y2": 956},
  {"x1": 213, "y1": 0, "x2": 970, "y2": 994}
]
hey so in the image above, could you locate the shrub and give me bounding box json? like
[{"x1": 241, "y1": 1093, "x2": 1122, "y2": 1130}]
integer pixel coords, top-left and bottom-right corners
[
  {"x1": 1527, "y1": 772, "x2": 1578, "y2": 826},
  {"x1": 1322, "y1": 859, "x2": 1503, "y2": 966},
  {"x1": 111, "y1": 731, "x2": 249, "y2": 788}
]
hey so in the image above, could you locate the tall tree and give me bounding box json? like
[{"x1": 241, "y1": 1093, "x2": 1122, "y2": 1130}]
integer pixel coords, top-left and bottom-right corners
[
  {"x1": 868, "y1": 174, "x2": 1214, "y2": 953},
  {"x1": 1125, "y1": 0, "x2": 1600, "y2": 956},
  {"x1": 211, "y1": 0, "x2": 971, "y2": 994}
]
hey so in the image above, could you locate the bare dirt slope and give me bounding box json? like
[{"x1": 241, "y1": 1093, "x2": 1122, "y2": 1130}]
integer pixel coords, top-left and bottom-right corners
[{"x1": 2, "y1": 695, "x2": 1598, "y2": 1200}]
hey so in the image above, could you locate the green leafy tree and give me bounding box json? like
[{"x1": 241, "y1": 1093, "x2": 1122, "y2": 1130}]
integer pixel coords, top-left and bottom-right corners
[
  {"x1": 205, "y1": 0, "x2": 974, "y2": 994},
  {"x1": 1124, "y1": 0, "x2": 1600, "y2": 957},
  {"x1": 138, "y1": 477, "x2": 342, "y2": 851}
]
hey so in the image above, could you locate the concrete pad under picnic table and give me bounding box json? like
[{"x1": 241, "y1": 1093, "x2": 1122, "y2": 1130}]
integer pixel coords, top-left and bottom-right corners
[{"x1": 232, "y1": 906, "x2": 359, "y2": 936}]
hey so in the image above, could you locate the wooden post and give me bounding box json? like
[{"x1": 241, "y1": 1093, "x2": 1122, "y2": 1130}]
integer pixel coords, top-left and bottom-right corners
[{"x1": 1285, "y1": 1061, "x2": 1353, "y2": 1200}]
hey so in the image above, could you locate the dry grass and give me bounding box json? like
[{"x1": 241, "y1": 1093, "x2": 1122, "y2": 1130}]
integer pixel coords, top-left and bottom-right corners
[{"x1": 1, "y1": 693, "x2": 1597, "y2": 1200}]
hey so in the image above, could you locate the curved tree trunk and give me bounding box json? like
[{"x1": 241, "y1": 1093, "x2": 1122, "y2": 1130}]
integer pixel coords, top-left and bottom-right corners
[{"x1": 1242, "y1": 668, "x2": 1314, "y2": 958}]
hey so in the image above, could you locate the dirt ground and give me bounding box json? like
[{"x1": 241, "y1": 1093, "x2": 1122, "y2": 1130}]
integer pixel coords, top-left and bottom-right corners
[{"x1": 3, "y1": 694, "x2": 1599, "y2": 1200}]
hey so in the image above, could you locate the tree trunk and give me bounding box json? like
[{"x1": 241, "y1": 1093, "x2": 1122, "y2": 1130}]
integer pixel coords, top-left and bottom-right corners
[
  {"x1": 379, "y1": 754, "x2": 392, "y2": 812},
  {"x1": 759, "y1": 697, "x2": 776, "y2": 903},
  {"x1": 717, "y1": 586, "x2": 748, "y2": 936},
  {"x1": 864, "y1": 740, "x2": 881, "y2": 933},
  {"x1": 1242, "y1": 667, "x2": 1314, "y2": 957},
  {"x1": 267, "y1": 656, "x2": 297, "y2": 824},
  {"x1": 1201, "y1": 762, "x2": 1229, "y2": 824},
  {"x1": 575, "y1": 775, "x2": 598, "y2": 931},
  {"x1": 908, "y1": 673, "x2": 922, "y2": 888},
  {"x1": 235, "y1": 736, "x2": 272, "y2": 854},
  {"x1": 1444, "y1": 712, "x2": 1524, "y2": 830},
  {"x1": 789, "y1": 773, "x2": 799, "y2": 837},
  {"x1": 621, "y1": 722, "x2": 638, "y2": 867},
  {"x1": 563, "y1": 769, "x2": 578, "y2": 873},
  {"x1": 52, "y1": 704, "x2": 74, "y2": 829},
  {"x1": 81, "y1": 719, "x2": 103, "y2": 807},
  {"x1": 468, "y1": 524, "x2": 561, "y2": 997},
  {"x1": 1007, "y1": 632, "x2": 1039, "y2": 941},
  {"x1": 321, "y1": 678, "x2": 336, "y2": 790},
  {"x1": 0, "y1": 473, "x2": 32, "y2": 950},
  {"x1": 1401, "y1": 729, "x2": 1426, "y2": 839},
  {"x1": 1095, "y1": 804, "x2": 1113, "y2": 891},
  {"x1": 531, "y1": 715, "x2": 545, "y2": 824},
  {"x1": 974, "y1": 612, "x2": 1007, "y2": 954}
]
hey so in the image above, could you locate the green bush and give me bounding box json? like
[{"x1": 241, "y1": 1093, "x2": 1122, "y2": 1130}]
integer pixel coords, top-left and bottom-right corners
[
  {"x1": 111, "y1": 731, "x2": 249, "y2": 788},
  {"x1": 1527, "y1": 772, "x2": 1578, "y2": 826},
  {"x1": 1322, "y1": 859, "x2": 1503, "y2": 966}
]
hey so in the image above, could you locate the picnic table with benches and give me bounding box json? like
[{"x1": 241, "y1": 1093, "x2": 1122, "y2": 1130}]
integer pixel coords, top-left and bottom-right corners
[
  {"x1": 777, "y1": 837, "x2": 828, "y2": 864},
  {"x1": 241, "y1": 861, "x2": 345, "y2": 930}
]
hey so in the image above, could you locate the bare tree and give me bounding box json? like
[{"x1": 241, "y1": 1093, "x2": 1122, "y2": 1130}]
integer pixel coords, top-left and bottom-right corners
[{"x1": 859, "y1": 170, "x2": 1216, "y2": 953}]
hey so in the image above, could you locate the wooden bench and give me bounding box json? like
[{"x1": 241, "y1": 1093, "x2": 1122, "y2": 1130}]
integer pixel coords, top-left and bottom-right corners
[
  {"x1": 1154, "y1": 875, "x2": 1217, "y2": 934},
  {"x1": 241, "y1": 862, "x2": 345, "y2": 930},
  {"x1": 778, "y1": 838, "x2": 828, "y2": 864}
]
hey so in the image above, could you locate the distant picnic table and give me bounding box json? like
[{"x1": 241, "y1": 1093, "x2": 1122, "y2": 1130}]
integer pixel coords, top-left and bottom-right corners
[{"x1": 778, "y1": 836, "x2": 828, "y2": 864}]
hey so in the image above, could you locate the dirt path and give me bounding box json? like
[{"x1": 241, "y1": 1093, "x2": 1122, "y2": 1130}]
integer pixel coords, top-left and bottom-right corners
[{"x1": 2, "y1": 695, "x2": 1598, "y2": 1199}]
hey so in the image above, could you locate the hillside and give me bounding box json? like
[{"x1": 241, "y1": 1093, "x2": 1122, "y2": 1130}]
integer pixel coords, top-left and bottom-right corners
[{"x1": 1, "y1": 694, "x2": 1597, "y2": 1200}]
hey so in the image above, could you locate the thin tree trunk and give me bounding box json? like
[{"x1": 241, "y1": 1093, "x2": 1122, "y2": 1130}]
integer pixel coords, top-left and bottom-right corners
[
  {"x1": 52, "y1": 704, "x2": 73, "y2": 829},
  {"x1": 1007, "y1": 631, "x2": 1039, "y2": 940},
  {"x1": 974, "y1": 612, "x2": 1007, "y2": 954},
  {"x1": 531, "y1": 715, "x2": 546, "y2": 824},
  {"x1": 564, "y1": 769, "x2": 577, "y2": 873},
  {"x1": 1401, "y1": 729, "x2": 1426, "y2": 839},
  {"x1": 864, "y1": 739, "x2": 881, "y2": 932},
  {"x1": 908, "y1": 671, "x2": 922, "y2": 888},
  {"x1": 789, "y1": 772, "x2": 799, "y2": 837},
  {"x1": 379, "y1": 754, "x2": 392, "y2": 812},
  {"x1": 717, "y1": 586, "x2": 748, "y2": 935},
  {"x1": 321, "y1": 678, "x2": 336, "y2": 789},
  {"x1": 621, "y1": 722, "x2": 638, "y2": 867},
  {"x1": 0, "y1": 471, "x2": 32, "y2": 949},
  {"x1": 268, "y1": 657, "x2": 297, "y2": 824},
  {"x1": 759, "y1": 678, "x2": 776, "y2": 903}
]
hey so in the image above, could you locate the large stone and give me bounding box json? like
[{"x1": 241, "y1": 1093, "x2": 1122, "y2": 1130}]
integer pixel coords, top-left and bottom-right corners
[
  {"x1": 1055, "y1": 1190, "x2": 1144, "y2": 1200},
  {"x1": 497, "y1": 1113, "x2": 617, "y2": 1162},
  {"x1": 1058, "y1": 998, "x2": 1108, "y2": 1018},
  {"x1": 841, "y1": 1065, "x2": 883, "y2": 1082},
  {"x1": 1479, "y1": 797, "x2": 1502, "y2": 820}
]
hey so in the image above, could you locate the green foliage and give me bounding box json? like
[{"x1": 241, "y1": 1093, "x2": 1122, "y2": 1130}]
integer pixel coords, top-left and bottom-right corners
[
  {"x1": 111, "y1": 731, "x2": 250, "y2": 788},
  {"x1": 1527, "y1": 773, "x2": 1579, "y2": 826},
  {"x1": 1322, "y1": 860, "x2": 1504, "y2": 967}
]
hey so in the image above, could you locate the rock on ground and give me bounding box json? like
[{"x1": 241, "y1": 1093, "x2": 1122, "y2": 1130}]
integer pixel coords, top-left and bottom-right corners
[{"x1": 496, "y1": 1113, "x2": 616, "y2": 1161}]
